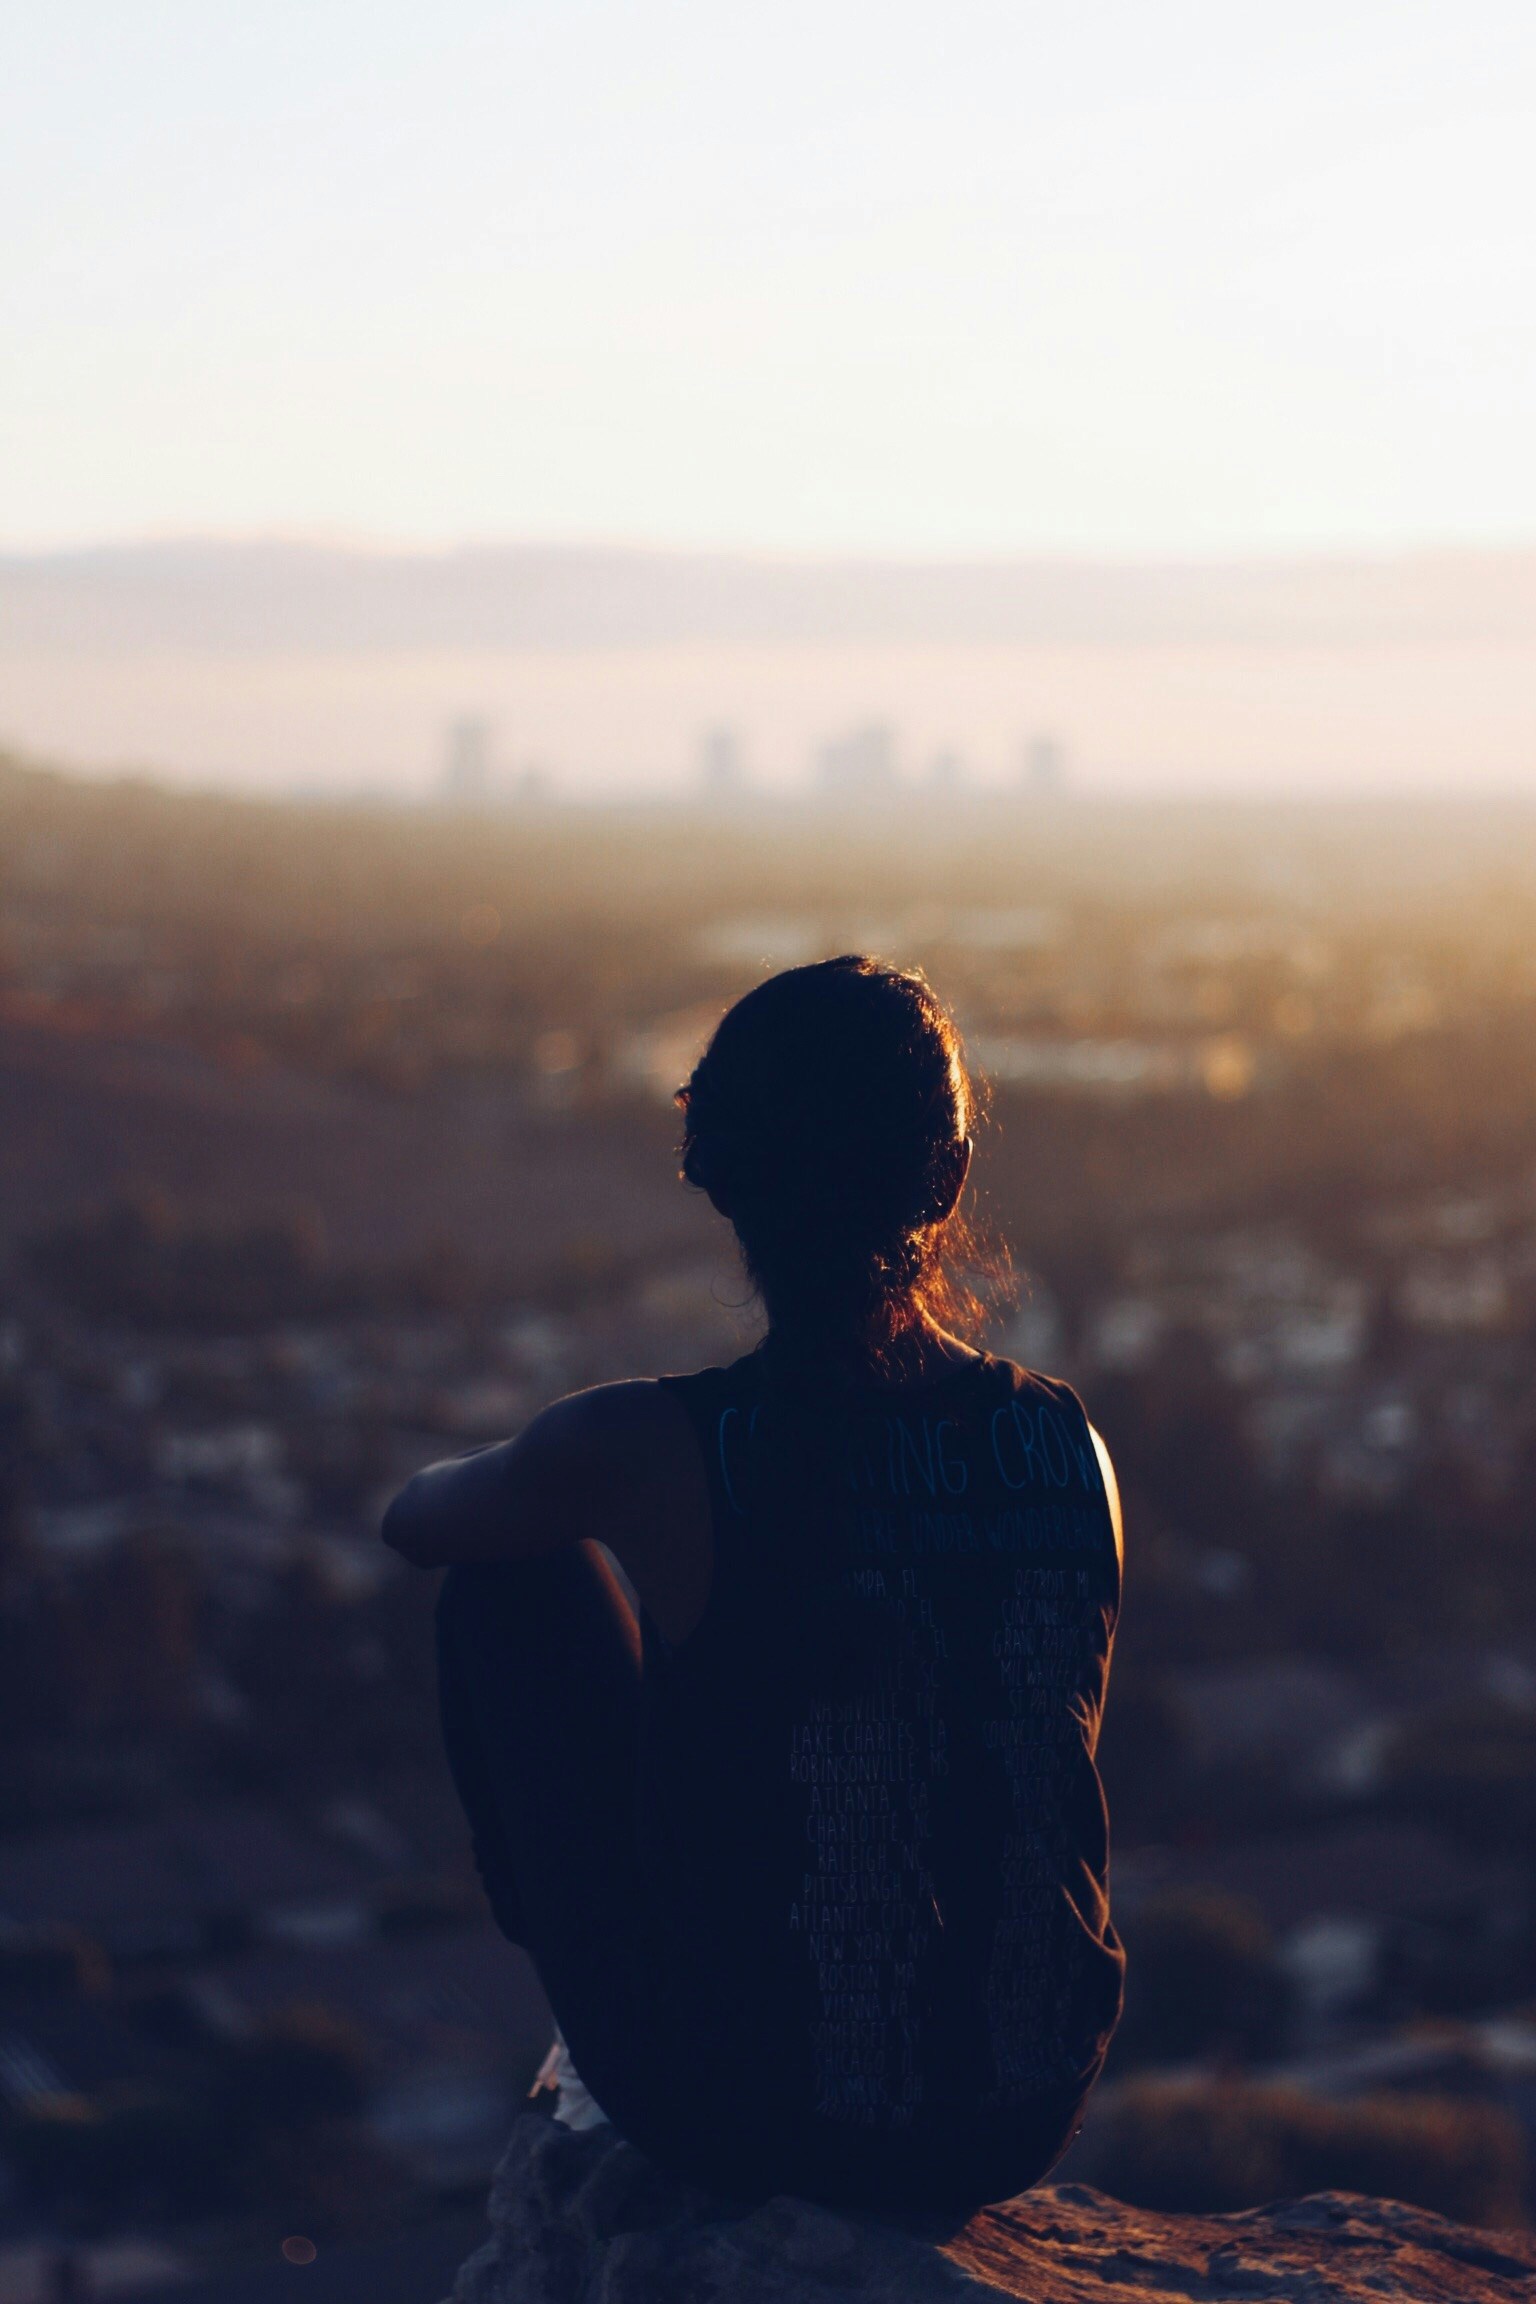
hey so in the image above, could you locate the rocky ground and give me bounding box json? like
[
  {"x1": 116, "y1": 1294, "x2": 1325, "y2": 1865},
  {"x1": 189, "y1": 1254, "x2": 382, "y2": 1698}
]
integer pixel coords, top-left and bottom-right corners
[{"x1": 448, "y1": 2115, "x2": 1536, "y2": 2303}]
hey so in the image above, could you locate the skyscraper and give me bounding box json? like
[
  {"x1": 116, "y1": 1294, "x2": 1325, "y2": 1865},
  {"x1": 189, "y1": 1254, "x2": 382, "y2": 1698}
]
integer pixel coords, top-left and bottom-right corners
[
  {"x1": 441, "y1": 717, "x2": 493, "y2": 807},
  {"x1": 1022, "y1": 733, "x2": 1066, "y2": 794},
  {"x1": 698, "y1": 725, "x2": 746, "y2": 796}
]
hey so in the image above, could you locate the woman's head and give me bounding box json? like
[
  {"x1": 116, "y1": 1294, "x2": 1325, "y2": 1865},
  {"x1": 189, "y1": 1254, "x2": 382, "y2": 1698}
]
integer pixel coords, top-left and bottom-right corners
[{"x1": 677, "y1": 956, "x2": 987, "y2": 1351}]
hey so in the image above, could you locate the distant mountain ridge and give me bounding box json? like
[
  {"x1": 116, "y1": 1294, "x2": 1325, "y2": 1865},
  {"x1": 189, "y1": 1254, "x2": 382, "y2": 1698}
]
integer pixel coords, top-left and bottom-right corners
[{"x1": 3, "y1": 540, "x2": 1534, "y2": 653}]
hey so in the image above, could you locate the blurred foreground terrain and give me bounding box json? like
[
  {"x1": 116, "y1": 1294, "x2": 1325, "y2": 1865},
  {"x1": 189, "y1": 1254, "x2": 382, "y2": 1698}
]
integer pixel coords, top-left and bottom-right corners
[{"x1": 2, "y1": 753, "x2": 1536, "y2": 2292}]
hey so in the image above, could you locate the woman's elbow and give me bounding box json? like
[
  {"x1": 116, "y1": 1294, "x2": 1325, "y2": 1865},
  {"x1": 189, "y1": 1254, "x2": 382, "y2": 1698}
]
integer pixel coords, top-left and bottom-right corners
[{"x1": 381, "y1": 1475, "x2": 443, "y2": 1568}]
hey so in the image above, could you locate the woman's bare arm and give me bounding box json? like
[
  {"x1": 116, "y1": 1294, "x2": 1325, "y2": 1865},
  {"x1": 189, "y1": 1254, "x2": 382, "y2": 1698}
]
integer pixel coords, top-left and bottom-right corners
[
  {"x1": 380, "y1": 1379, "x2": 713, "y2": 1639},
  {"x1": 1089, "y1": 1423, "x2": 1124, "y2": 1568}
]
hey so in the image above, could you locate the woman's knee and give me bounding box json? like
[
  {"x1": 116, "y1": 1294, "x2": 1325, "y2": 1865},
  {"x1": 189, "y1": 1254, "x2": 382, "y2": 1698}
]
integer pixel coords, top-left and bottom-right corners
[
  {"x1": 437, "y1": 1547, "x2": 634, "y2": 1679},
  {"x1": 438, "y1": 1548, "x2": 571, "y2": 1622},
  {"x1": 435, "y1": 1561, "x2": 546, "y2": 1700},
  {"x1": 436, "y1": 1556, "x2": 497, "y2": 1623},
  {"x1": 436, "y1": 1559, "x2": 500, "y2": 1662}
]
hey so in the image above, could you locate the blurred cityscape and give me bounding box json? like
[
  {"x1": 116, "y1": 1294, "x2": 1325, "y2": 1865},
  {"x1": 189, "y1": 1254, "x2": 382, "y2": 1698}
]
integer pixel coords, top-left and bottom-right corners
[
  {"x1": 3, "y1": 751, "x2": 1536, "y2": 2287},
  {"x1": 432, "y1": 711, "x2": 1070, "y2": 810}
]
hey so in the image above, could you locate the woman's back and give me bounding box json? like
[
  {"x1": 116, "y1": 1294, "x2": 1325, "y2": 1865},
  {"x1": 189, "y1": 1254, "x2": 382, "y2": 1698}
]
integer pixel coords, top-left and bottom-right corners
[{"x1": 637, "y1": 1343, "x2": 1123, "y2": 2209}]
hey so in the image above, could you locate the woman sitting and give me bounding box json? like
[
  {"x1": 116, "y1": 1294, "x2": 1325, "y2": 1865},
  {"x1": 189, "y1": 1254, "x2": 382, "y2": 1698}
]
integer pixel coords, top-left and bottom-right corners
[{"x1": 383, "y1": 955, "x2": 1123, "y2": 2215}]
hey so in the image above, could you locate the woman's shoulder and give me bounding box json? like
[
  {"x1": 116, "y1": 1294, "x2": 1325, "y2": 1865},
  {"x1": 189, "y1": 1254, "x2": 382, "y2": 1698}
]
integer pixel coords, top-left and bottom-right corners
[
  {"x1": 519, "y1": 1356, "x2": 759, "y2": 1477},
  {"x1": 520, "y1": 1374, "x2": 698, "y2": 1461},
  {"x1": 988, "y1": 1357, "x2": 1123, "y2": 1564},
  {"x1": 994, "y1": 1353, "x2": 1089, "y2": 1413}
]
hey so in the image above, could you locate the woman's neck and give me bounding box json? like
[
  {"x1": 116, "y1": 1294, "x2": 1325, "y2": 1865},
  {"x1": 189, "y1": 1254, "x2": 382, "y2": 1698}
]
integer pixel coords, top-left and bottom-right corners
[{"x1": 761, "y1": 1313, "x2": 979, "y2": 1386}]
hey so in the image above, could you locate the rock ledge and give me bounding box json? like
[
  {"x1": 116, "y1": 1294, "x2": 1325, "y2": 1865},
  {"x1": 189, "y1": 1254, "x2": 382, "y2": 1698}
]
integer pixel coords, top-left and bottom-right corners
[{"x1": 450, "y1": 2114, "x2": 1536, "y2": 2303}]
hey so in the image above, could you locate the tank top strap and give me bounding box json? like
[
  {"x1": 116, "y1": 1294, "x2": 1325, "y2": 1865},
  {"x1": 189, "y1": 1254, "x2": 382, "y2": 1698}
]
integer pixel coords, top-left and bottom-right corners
[{"x1": 657, "y1": 1353, "x2": 769, "y2": 1531}]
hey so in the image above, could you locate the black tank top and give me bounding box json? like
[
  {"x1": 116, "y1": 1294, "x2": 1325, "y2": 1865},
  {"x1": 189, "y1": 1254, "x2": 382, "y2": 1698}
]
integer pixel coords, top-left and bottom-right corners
[{"x1": 640, "y1": 1346, "x2": 1123, "y2": 2210}]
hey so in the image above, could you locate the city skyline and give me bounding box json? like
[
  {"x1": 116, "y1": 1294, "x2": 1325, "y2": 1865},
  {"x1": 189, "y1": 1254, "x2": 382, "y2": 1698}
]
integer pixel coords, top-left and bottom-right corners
[{"x1": 2, "y1": 536, "x2": 1532, "y2": 798}]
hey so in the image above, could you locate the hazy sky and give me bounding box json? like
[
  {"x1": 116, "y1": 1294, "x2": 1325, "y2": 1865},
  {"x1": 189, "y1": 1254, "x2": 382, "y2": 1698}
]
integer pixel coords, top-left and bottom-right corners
[{"x1": 3, "y1": 1, "x2": 1534, "y2": 555}]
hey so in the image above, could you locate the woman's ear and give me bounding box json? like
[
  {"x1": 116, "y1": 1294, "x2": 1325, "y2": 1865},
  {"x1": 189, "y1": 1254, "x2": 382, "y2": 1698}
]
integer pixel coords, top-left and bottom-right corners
[
  {"x1": 928, "y1": 1135, "x2": 973, "y2": 1222},
  {"x1": 684, "y1": 1150, "x2": 735, "y2": 1222}
]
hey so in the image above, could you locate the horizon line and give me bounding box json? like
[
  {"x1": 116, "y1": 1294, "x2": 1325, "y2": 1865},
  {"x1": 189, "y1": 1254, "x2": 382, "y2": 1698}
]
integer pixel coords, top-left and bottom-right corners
[
  {"x1": 13, "y1": 749, "x2": 1536, "y2": 816},
  {"x1": 5, "y1": 528, "x2": 1536, "y2": 571}
]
